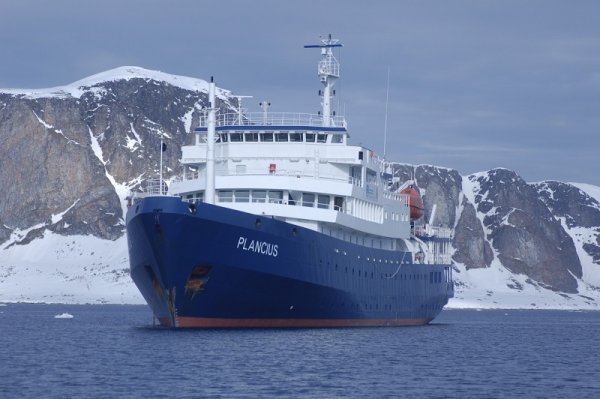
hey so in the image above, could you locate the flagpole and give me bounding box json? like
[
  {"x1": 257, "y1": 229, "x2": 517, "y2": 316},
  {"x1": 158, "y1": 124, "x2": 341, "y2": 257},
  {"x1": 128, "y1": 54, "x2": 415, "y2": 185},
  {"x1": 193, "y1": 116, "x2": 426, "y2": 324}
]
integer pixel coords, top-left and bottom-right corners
[{"x1": 159, "y1": 131, "x2": 163, "y2": 195}]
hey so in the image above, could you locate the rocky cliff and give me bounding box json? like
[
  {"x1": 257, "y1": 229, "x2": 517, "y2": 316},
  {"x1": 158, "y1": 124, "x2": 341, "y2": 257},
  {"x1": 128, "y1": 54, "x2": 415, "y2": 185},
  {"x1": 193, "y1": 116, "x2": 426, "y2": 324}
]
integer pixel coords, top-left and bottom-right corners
[
  {"x1": 0, "y1": 67, "x2": 231, "y2": 245},
  {"x1": 391, "y1": 164, "x2": 600, "y2": 306},
  {"x1": 1, "y1": 67, "x2": 599, "y2": 307}
]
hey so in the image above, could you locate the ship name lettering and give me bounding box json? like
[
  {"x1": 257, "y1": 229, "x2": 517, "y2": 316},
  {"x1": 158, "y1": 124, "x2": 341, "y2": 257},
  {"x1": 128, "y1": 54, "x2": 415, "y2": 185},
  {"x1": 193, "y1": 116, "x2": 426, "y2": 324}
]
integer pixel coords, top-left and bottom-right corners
[{"x1": 237, "y1": 236, "x2": 278, "y2": 257}]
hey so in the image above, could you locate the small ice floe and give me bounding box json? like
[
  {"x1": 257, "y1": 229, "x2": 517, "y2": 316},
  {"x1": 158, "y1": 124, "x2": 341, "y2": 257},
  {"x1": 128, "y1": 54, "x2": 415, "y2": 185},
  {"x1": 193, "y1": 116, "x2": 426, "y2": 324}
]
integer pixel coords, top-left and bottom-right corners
[{"x1": 54, "y1": 313, "x2": 74, "y2": 319}]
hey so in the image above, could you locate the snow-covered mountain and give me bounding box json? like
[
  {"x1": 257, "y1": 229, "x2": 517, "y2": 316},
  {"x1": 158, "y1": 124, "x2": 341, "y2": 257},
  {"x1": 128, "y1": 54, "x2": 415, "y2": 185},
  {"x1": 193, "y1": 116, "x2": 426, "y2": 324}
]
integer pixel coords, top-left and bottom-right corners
[
  {"x1": 392, "y1": 165, "x2": 600, "y2": 309},
  {"x1": 1, "y1": 67, "x2": 599, "y2": 308}
]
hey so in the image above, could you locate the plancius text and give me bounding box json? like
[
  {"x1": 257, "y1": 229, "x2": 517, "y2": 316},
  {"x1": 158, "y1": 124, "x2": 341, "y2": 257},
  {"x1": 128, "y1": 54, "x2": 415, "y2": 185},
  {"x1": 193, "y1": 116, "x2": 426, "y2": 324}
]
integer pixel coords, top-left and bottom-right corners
[{"x1": 237, "y1": 236, "x2": 278, "y2": 257}]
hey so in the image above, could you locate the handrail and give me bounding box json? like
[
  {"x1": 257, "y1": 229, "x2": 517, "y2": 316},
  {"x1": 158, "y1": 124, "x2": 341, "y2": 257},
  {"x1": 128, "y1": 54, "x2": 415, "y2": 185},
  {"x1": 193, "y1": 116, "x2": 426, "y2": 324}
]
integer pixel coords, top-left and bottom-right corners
[
  {"x1": 176, "y1": 169, "x2": 400, "y2": 195},
  {"x1": 202, "y1": 112, "x2": 347, "y2": 128}
]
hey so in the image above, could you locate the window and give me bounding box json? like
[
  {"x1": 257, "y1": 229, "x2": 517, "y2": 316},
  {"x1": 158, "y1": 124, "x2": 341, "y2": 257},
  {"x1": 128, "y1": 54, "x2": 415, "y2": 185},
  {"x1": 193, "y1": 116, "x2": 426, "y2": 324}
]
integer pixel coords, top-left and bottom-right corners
[
  {"x1": 305, "y1": 133, "x2": 316, "y2": 142},
  {"x1": 302, "y1": 193, "x2": 315, "y2": 207},
  {"x1": 275, "y1": 133, "x2": 288, "y2": 142},
  {"x1": 244, "y1": 132, "x2": 258, "y2": 142},
  {"x1": 317, "y1": 133, "x2": 327, "y2": 143},
  {"x1": 331, "y1": 134, "x2": 343, "y2": 143},
  {"x1": 317, "y1": 194, "x2": 330, "y2": 209},
  {"x1": 252, "y1": 190, "x2": 266, "y2": 203},
  {"x1": 218, "y1": 190, "x2": 233, "y2": 202},
  {"x1": 268, "y1": 191, "x2": 283, "y2": 204},
  {"x1": 235, "y1": 190, "x2": 249, "y2": 202},
  {"x1": 230, "y1": 133, "x2": 243, "y2": 142},
  {"x1": 219, "y1": 133, "x2": 228, "y2": 142},
  {"x1": 260, "y1": 133, "x2": 273, "y2": 142},
  {"x1": 290, "y1": 133, "x2": 302, "y2": 142}
]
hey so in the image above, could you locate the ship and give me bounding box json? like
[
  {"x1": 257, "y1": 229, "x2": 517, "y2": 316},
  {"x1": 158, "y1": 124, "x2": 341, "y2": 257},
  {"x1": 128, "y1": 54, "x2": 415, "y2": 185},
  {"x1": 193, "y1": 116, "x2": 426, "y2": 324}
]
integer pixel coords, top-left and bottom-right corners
[{"x1": 126, "y1": 36, "x2": 454, "y2": 328}]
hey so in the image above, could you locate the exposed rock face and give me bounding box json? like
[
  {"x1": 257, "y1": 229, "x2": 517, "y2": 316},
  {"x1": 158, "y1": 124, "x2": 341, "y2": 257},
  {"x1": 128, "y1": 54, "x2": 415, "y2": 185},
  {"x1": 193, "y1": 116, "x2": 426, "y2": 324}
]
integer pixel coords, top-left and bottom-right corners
[
  {"x1": 0, "y1": 68, "x2": 231, "y2": 245},
  {"x1": 468, "y1": 169, "x2": 582, "y2": 293},
  {"x1": 392, "y1": 164, "x2": 594, "y2": 293},
  {"x1": 535, "y1": 181, "x2": 600, "y2": 267},
  {"x1": 453, "y1": 198, "x2": 494, "y2": 270},
  {"x1": 392, "y1": 164, "x2": 493, "y2": 270},
  {"x1": 1, "y1": 95, "x2": 120, "y2": 243}
]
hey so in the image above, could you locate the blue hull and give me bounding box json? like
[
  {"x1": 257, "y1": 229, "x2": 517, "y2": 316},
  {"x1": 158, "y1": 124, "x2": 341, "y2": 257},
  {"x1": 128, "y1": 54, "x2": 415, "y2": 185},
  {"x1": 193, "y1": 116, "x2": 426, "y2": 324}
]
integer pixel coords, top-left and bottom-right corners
[{"x1": 126, "y1": 196, "x2": 454, "y2": 328}]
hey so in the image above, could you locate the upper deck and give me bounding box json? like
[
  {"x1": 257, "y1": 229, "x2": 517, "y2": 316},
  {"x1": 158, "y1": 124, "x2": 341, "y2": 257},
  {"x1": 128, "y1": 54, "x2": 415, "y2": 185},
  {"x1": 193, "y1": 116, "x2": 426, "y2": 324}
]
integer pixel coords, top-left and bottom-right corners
[{"x1": 195, "y1": 112, "x2": 347, "y2": 132}]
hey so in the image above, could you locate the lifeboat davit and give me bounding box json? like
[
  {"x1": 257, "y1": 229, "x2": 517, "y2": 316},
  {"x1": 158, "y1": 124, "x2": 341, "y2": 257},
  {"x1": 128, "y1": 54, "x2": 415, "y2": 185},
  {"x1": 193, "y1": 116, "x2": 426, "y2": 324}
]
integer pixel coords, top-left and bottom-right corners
[{"x1": 400, "y1": 186, "x2": 424, "y2": 221}]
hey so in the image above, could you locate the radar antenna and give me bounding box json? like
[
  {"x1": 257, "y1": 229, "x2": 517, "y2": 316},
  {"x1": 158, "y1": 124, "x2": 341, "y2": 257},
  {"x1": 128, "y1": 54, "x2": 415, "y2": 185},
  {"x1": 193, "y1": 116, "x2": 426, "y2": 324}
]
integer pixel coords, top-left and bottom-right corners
[{"x1": 304, "y1": 34, "x2": 343, "y2": 127}]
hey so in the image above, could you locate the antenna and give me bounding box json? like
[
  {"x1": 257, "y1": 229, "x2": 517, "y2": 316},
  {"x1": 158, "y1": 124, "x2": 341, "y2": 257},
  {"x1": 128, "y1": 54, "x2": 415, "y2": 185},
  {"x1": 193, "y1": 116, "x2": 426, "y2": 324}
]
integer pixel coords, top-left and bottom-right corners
[
  {"x1": 304, "y1": 34, "x2": 343, "y2": 127},
  {"x1": 233, "y1": 95, "x2": 253, "y2": 124},
  {"x1": 383, "y1": 66, "x2": 390, "y2": 159},
  {"x1": 259, "y1": 101, "x2": 271, "y2": 124}
]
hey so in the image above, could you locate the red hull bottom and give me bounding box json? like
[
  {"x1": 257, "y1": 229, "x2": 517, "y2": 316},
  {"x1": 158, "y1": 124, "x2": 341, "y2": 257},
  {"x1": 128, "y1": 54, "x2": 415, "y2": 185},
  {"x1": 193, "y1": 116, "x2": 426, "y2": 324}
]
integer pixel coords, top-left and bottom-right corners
[{"x1": 174, "y1": 317, "x2": 433, "y2": 328}]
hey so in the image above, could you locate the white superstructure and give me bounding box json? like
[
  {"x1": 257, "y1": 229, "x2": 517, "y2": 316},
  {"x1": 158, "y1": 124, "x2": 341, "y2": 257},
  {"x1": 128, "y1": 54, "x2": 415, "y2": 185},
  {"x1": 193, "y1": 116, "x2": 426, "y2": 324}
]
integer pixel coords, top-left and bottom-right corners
[{"x1": 168, "y1": 35, "x2": 450, "y2": 258}]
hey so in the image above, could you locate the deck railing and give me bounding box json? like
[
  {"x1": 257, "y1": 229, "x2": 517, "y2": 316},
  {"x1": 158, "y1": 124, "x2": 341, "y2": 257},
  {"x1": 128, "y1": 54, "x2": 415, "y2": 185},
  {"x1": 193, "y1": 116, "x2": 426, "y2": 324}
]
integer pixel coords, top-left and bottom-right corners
[{"x1": 204, "y1": 112, "x2": 347, "y2": 128}]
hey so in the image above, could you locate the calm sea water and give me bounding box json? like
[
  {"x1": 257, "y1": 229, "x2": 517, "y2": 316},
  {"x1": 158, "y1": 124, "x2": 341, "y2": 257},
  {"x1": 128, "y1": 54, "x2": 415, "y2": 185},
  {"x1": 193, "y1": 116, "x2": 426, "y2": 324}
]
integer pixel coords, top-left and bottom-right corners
[{"x1": 1, "y1": 304, "x2": 598, "y2": 398}]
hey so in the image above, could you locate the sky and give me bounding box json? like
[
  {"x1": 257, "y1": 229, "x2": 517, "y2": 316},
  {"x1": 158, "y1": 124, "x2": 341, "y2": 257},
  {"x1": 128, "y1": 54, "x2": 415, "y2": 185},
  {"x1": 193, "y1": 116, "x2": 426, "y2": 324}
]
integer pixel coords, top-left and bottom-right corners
[{"x1": 1, "y1": 0, "x2": 599, "y2": 185}]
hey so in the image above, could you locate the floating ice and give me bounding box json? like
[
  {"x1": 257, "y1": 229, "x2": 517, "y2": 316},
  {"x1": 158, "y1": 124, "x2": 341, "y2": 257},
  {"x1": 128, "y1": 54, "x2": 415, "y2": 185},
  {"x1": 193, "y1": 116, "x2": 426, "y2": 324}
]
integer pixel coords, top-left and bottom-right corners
[{"x1": 54, "y1": 313, "x2": 74, "y2": 319}]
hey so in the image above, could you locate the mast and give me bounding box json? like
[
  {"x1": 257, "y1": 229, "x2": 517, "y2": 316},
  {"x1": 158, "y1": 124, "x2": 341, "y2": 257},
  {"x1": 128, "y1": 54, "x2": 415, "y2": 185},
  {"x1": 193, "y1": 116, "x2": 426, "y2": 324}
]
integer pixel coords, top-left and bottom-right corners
[
  {"x1": 304, "y1": 34, "x2": 343, "y2": 127},
  {"x1": 383, "y1": 66, "x2": 390, "y2": 159},
  {"x1": 205, "y1": 77, "x2": 216, "y2": 204},
  {"x1": 233, "y1": 95, "x2": 253, "y2": 125}
]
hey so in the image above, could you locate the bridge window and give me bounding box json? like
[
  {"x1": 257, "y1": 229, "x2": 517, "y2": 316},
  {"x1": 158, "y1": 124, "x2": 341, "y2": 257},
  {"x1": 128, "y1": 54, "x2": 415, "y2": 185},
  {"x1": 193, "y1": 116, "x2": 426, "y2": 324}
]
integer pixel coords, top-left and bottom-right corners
[
  {"x1": 332, "y1": 134, "x2": 343, "y2": 143},
  {"x1": 305, "y1": 133, "x2": 316, "y2": 142},
  {"x1": 317, "y1": 194, "x2": 330, "y2": 209},
  {"x1": 317, "y1": 133, "x2": 328, "y2": 143},
  {"x1": 260, "y1": 133, "x2": 273, "y2": 142},
  {"x1": 230, "y1": 133, "x2": 243, "y2": 142},
  {"x1": 275, "y1": 133, "x2": 288, "y2": 142},
  {"x1": 219, "y1": 133, "x2": 228, "y2": 142},
  {"x1": 290, "y1": 133, "x2": 302, "y2": 142},
  {"x1": 244, "y1": 132, "x2": 258, "y2": 142}
]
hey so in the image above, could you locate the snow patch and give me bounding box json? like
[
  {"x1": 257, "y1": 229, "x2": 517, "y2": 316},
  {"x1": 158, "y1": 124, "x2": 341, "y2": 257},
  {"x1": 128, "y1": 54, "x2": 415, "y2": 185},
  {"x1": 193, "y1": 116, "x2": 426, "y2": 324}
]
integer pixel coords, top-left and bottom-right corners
[
  {"x1": 125, "y1": 123, "x2": 142, "y2": 152},
  {"x1": 88, "y1": 126, "x2": 106, "y2": 165},
  {"x1": 2, "y1": 221, "x2": 47, "y2": 249},
  {"x1": 571, "y1": 182, "x2": 600, "y2": 205},
  {"x1": 51, "y1": 200, "x2": 80, "y2": 224},
  {"x1": 449, "y1": 256, "x2": 598, "y2": 310},
  {"x1": 1, "y1": 66, "x2": 231, "y2": 100},
  {"x1": 0, "y1": 231, "x2": 142, "y2": 304},
  {"x1": 181, "y1": 101, "x2": 203, "y2": 134}
]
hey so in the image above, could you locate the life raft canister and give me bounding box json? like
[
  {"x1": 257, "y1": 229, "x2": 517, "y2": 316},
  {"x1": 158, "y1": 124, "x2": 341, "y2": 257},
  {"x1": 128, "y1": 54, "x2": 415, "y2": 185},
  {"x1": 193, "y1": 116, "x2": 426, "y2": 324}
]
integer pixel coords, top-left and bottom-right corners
[{"x1": 400, "y1": 186, "x2": 424, "y2": 221}]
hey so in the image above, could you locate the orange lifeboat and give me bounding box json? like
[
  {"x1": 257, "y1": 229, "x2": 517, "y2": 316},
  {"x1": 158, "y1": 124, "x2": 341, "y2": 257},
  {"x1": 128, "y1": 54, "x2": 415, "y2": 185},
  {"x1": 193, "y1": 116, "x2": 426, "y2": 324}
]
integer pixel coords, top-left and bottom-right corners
[{"x1": 400, "y1": 186, "x2": 424, "y2": 221}]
